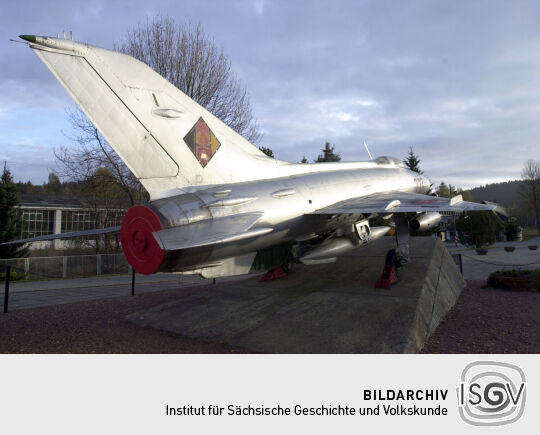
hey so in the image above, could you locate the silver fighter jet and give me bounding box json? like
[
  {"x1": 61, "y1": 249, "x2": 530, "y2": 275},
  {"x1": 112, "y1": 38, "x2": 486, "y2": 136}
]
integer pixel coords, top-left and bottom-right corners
[{"x1": 7, "y1": 34, "x2": 493, "y2": 277}]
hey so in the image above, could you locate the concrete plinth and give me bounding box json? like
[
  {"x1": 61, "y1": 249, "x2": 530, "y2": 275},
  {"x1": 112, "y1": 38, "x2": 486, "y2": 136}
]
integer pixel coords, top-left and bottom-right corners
[{"x1": 128, "y1": 237, "x2": 465, "y2": 353}]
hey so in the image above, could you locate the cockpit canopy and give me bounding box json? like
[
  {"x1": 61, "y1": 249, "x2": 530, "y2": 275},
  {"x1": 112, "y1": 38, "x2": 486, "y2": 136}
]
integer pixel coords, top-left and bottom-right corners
[{"x1": 374, "y1": 156, "x2": 405, "y2": 167}]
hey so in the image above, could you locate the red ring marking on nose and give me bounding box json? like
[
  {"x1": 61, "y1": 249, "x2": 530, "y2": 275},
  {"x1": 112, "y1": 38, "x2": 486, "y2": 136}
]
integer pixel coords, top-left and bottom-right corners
[{"x1": 121, "y1": 205, "x2": 165, "y2": 275}]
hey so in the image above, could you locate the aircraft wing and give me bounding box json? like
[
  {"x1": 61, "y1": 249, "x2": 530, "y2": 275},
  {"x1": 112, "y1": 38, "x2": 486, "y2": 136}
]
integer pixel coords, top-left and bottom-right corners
[
  {"x1": 0, "y1": 226, "x2": 121, "y2": 246},
  {"x1": 1, "y1": 213, "x2": 273, "y2": 252},
  {"x1": 309, "y1": 192, "x2": 495, "y2": 215}
]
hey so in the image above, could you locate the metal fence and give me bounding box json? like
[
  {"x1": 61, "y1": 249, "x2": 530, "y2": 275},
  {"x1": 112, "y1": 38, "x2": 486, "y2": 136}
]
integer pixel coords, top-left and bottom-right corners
[{"x1": 1, "y1": 253, "x2": 129, "y2": 280}]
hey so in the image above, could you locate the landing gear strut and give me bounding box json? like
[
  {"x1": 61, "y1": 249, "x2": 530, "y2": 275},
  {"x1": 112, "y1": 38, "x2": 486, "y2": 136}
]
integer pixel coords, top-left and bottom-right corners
[{"x1": 394, "y1": 214, "x2": 411, "y2": 264}]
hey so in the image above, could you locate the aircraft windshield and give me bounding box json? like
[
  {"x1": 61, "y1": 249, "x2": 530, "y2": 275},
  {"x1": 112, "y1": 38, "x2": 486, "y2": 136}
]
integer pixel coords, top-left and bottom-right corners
[{"x1": 374, "y1": 156, "x2": 405, "y2": 167}]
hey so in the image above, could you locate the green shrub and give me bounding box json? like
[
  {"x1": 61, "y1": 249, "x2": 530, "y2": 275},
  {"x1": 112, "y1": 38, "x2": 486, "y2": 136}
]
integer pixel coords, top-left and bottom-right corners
[
  {"x1": 0, "y1": 271, "x2": 27, "y2": 282},
  {"x1": 505, "y1": 217, "x2": 522, "y2": 241},
  {"x1": 487, "y1": 269, "x2": 540, "y2": 289},
  {"x1": 457, "y1": 211, "x2": 504, "y2": 248}
]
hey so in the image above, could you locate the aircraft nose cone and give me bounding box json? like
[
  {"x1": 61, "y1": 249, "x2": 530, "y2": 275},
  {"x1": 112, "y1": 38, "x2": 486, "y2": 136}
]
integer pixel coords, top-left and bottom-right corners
[{"x1": 19, "y1": 35, "x2": 36, "y2": 43}]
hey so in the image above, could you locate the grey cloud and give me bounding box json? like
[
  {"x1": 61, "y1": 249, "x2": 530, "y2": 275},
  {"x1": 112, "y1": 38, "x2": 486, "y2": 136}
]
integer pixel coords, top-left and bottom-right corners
[{"x1": 2, "y1": 0, "x2": 540, "y2": 188}]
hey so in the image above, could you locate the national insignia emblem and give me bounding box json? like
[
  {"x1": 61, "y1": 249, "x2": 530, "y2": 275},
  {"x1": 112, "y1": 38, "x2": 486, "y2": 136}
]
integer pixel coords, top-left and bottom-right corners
[{"x1": 183, "y1": 118, "x2": 221, "y2": 167}]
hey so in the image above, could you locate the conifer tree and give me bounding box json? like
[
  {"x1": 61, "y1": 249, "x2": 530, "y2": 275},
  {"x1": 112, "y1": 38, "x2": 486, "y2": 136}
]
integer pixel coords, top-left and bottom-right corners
[
  {"x1": 316, "y1": 142, "x2": 341, "y2": 162},
  {"x1": 258, "y1": 147, "x2": 274, "y2": 158},
  {"x1": 403, "y1": 146, "x2": 423, "y2": 174},
  {"x1": 0, "y1": 163, "x2": 26, "y2": 258}
]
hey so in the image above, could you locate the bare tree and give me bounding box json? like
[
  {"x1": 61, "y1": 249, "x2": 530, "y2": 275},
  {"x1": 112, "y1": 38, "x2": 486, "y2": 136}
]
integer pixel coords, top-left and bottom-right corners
[
  {"x1": 56, "y1": 108, "x2": 144, "y2": 206},
  {"x1": 80, "y1": 167, "x2": 128, "y2": 254},
  {"x1": 115, "y1": 16, "x2": 262, "y2": 144},
  {"x1": 518, "y1": 159, "x2": 540, "y2": 235},
  {"x1": 56, "y1": 17, "x2": 262, "y2": 205}
]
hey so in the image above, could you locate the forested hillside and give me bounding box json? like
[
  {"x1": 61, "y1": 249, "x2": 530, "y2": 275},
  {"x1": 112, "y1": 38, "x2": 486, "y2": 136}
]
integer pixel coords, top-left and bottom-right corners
[{"x1": 469, "y1": 180, "x2": 522, "y2": 208}]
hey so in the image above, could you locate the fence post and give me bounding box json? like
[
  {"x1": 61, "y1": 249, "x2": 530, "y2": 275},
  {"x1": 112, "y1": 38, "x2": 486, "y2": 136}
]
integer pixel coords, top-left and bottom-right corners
[
  {"x1": 62, "y1": 256, "x2": 67, "y2": 279},
  {"x1": 97, "y1": 255, "x2": 102, "y2": 276},
  {"x1": 24, "y1": 257, "x2": 29, "y2": 276},
  {"x1": 3, "y1": 266, "x2": 11, "y2": 313}
]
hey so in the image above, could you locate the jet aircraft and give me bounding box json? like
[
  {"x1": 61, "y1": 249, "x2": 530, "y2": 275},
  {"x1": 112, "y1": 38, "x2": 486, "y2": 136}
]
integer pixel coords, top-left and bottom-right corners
[{"x1": 6, "y1": 34, "x2": 493, "y2": 278}]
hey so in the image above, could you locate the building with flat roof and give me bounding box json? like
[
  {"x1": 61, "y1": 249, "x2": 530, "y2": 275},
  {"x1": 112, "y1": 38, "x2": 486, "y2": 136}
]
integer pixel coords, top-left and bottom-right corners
[{"x1": 18, "y1": 194, "x2": 126, "y2": 250}]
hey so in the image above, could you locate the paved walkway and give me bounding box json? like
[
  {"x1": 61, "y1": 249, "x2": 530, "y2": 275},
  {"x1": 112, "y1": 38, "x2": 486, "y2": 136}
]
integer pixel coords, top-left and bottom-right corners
[
  {"x1": 1, "y1": 273, "x2": 245, "y2": 312},
  {"x1": 447, "y1": 236, "x2": 540, "y2": 280},
  {"x1": 2, "y1": 236, "x2": 539, "y2": 312}
]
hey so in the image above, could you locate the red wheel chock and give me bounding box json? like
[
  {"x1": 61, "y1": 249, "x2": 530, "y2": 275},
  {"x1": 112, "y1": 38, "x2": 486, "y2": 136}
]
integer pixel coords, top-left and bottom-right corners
[
  {"x1": 261, "y1": 266, "x2": 288, "y2": 282},
  {"x1": 375, "y1": 249, "x2": 399, "y2": 288},
  {"x1": 375, "y1": 265, "x2": 398, "y2": 288}
]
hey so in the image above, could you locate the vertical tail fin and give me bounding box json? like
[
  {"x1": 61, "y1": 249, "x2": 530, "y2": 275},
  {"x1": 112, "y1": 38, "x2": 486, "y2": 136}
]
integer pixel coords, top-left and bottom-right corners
[{"x1": 24, "y1": 35, "x2": 282, "y2": 198}]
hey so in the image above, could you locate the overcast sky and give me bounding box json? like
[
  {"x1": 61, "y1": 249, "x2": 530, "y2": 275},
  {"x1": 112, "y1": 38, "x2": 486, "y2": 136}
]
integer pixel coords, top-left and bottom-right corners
[{"x1": 2, "y1": 0, "x2": 540, "y2": 189}]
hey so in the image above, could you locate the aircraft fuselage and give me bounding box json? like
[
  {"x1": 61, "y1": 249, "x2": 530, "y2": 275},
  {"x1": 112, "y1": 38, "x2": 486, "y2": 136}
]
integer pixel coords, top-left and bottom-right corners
[{"x1": 134, "y1": 166, "x2": 430, "y2": 273}]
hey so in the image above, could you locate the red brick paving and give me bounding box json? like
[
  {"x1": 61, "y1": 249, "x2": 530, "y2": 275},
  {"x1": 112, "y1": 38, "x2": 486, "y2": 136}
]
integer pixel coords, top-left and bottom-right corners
[
  {"x1": 0, "y1": 284, "x2": 247, "y2": 353},
  {"x1": 422, "y1": 280, "x2": 540, "y2": 353}
]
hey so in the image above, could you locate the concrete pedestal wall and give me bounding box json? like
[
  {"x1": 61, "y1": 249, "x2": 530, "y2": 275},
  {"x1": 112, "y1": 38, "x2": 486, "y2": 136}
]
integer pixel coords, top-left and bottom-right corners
[
  {"x1": 129, "y1": 237, "x2": 465, "y2": 353},
  {"x1": 405, "y1": 238, "x2": 465, "y2": 352}
]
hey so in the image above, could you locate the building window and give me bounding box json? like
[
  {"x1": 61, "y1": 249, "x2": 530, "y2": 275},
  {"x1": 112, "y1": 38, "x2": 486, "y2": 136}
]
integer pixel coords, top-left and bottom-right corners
[
  {"x1": 99, "y1": 211, "x2": 125, "y2": 228},
  {"x1": 20, "y1": 209, "x2": 55, "y2": 239},
  {"x1": 61, "y1": 210, "x2": 96, "y2": 233}
]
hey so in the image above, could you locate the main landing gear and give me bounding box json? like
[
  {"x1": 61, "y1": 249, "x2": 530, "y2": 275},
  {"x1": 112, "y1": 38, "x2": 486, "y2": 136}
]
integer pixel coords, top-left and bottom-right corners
[
  {"x1": 375, "y1": 249, "x2": 401, "y2": 288},
  {"x1": 375, "y1": 214, "x2": 411, "y2": 288}
]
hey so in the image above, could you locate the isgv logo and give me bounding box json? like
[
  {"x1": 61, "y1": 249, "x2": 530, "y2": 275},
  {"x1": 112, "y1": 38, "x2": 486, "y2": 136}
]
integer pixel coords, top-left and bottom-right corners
[{"x1": 457, "y1": 361, "x2": 526, "y2": 426}]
